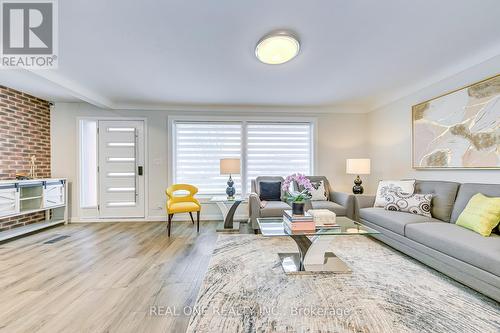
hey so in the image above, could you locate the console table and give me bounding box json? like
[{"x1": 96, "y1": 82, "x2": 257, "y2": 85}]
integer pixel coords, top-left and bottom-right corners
[{"x1": 0, "y1": 178, "x2": 68, "y2": 242}]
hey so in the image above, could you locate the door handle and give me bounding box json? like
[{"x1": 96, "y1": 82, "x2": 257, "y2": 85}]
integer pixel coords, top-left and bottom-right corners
[{"x1": 138, "y1": 166, "x2": 143, "y2": 176}]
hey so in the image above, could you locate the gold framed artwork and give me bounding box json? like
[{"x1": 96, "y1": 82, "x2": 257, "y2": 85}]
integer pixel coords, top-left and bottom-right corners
[{"x1": 412, "y1": 74, "x2": 500, "y2": 169}]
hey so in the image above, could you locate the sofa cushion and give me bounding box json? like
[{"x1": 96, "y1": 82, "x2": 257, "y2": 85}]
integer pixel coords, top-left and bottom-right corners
[
  {"x1": 414, "y1": 180, "x2": 460, "y2": 222},
  {"x1": 259, "y1": 181, "x2": 281, "y2": 201},
  {"x1": 359, "y1": 207, "x2": 439, "y2": 236},
  {"x1": 374, "y1": 180, "x2": 416, "y2": 207},
  {"x1": 309, "y1": 180, "x2": 328, "y2": 201},
  {"x1": 310, "y1": 200, "x2": 346, "y2": 216},
  {"x1": 252, "y1": 176, "x2": 285, "y2": 200},
  {"x1": 451, "y1": 183, "x2": 500, "y2": 224},
  {"x1": 260, "y1": 201, "x2": 291, "y2": 217},
  {"x1": 405, "y1": 222, "x2": 500, "y2": 276},
  {"x1": 383, "y1": 190, "x2": 432, "y2": 218},
  {"x1": 456, "y1": 193, "x2": 500, "y2": 236},
  {"x1": 296, "y1": 176, "x2": 332, "y2": 199}
]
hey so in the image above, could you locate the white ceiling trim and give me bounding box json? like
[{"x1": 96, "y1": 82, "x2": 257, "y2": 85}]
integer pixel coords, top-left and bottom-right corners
[
  {"x1": 111, "y1": 102, "x2": 368, "y2": 114},
  {"x1": 22, "y1": 69, "x2": 369, "y2": 113}
]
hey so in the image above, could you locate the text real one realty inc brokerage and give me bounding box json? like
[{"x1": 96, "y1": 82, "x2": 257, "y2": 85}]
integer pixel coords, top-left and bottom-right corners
[{"x1": 148, "y1": 305, "x2": 352, "y2": 317}]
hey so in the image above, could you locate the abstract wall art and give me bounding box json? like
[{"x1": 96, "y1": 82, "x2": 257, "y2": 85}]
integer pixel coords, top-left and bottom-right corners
[{"x1": 412, "y1": 74, "x2": 500, "y2": 169}]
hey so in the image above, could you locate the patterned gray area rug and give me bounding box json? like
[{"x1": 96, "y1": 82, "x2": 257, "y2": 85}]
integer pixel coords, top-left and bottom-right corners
[{"x1": 187, "y1": 234, "x2": 500, "y2": 333}]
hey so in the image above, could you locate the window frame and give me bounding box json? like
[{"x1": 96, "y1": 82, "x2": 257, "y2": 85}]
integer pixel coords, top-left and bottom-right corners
[{"x1": 168, "y1": 116, "x2": 317, "y2": 197}]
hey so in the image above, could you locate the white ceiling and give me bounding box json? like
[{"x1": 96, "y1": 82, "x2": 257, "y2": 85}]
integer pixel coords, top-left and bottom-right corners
[{"x1": 2, "y1": 0, "x2": 500, "y2": 110}]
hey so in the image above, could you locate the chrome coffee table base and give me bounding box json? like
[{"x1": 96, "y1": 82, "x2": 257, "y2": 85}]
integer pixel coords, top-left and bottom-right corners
[
  {"x1": 278, "y1": 252, "x2": 351, "y2": 275},
  {"x1": 278, "y1": 234, "x2": 351, "y2": 274}
]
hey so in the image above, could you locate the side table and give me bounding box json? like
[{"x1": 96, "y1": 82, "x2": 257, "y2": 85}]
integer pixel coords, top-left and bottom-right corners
[{"x1": 210, "y1": 196, "x2": 247, "y2": 233}]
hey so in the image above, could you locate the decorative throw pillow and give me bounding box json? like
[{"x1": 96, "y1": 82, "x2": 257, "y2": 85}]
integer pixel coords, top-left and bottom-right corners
[
  {"x1": 383, "y1": 189, "x2": 432, "y2": 217},
  {"x1": 309, "y1": 180, "x2": 328, "y2": 201},
  {"x1": 259, "y1": 182, "x2": 281, "y2": 201},
  {"x1": 456, "y1": 193, "x2": 500, "y2": 237},
  {"x1": 374, "y1": 180, "x2": 415, "y2": 207}
]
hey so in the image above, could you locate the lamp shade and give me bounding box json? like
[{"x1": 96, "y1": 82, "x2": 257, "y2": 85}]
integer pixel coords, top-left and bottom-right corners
[
  {"x1": 346, "y1": 159, "x2": 371, "y2": 175},
  {"x1": 220, "y1": 158, "x2": 240, "y2": 175}
]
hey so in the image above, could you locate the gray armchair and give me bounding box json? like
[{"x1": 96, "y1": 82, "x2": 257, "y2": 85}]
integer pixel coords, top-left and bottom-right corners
[
  {"x1": 249, "y1": 175, "x2": 355, "y2": 231},
  {"x1": 295, "y1": 176, "x2": 355, "y2": 220}
]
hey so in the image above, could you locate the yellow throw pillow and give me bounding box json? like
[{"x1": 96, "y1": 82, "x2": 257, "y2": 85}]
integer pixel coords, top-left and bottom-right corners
[{"x1": 456, "y1": 193, "x2": 500, "y2": 236}]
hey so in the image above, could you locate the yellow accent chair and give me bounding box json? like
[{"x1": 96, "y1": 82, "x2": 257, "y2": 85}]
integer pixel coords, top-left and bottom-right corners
[{"x1": 165, "y1": 184, "x2": 201, "y2": 237}]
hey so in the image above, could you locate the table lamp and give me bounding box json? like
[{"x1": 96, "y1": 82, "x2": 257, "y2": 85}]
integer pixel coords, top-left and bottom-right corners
[
  {"x1": 346, "y1": 158, "x2": 371, "y2": 194},
  {"x1": 220, "y1": 158, "x2": 240, "y2": 199}
]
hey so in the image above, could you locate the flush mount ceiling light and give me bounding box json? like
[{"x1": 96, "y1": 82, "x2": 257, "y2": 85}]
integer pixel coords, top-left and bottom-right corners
[{"x1": 255, "y1": 31, "x2": 300, "y2": 65}]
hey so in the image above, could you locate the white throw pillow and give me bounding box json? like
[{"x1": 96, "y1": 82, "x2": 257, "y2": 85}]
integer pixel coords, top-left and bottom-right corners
[
  {"x1": 309, "y1": 180, "x2": 328, "y2": 201},
  {"x1": 374, "y1": 180, "x2": 415, "y2": 207},
  {"x1": 383, "y1": 190, "x2": 432, "y2": 218}
]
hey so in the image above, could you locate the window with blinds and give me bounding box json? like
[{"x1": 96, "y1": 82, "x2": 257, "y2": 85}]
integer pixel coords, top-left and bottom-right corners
[
  {"x1": 173, "y1": 122, "x2": 242, "y2": 195},
  {"x1": 246, "y1": 123, "x2": 312, "y2": 192},
  {"x1": 172, "y1": 121, "x2": 313, "y2": 195}
]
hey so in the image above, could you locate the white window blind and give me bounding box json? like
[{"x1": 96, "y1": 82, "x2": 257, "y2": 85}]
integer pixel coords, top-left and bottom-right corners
[
  {"x1": 246, "y1": 123, "x2": 312, "y2": 191},
  {"x1": 174, "y1": 122, "x2": 242, "y2": 195},
  {"x1": 172, "y1": 120, "x2": 313, "y2": 195}
]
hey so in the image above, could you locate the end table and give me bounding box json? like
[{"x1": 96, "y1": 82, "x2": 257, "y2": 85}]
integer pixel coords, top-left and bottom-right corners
[{"x1": 210, "y1": 196, "x2": 247, "y2": 233}]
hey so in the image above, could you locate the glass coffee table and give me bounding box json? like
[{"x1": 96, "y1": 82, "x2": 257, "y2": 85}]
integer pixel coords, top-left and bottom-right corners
[{"x1": 257, "y1": 217, "x2": 379, "y2": 274}]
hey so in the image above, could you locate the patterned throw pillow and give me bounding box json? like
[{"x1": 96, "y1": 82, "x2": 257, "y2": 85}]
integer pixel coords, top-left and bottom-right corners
[
  {"x1": 374, "y1": 180, "x2": 415, "y2": 207},
  {"x1": 383, "y1": 189, "x2": 433, "y2": 218},
  {"x1": 309, "y1": 180, "x2": 328, "y2": 201}
]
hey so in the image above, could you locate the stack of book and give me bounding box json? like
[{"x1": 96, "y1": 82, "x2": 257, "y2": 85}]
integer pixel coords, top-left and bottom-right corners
[{"x1": 283, "y1": 210, "x2": 315, "y2": 232}]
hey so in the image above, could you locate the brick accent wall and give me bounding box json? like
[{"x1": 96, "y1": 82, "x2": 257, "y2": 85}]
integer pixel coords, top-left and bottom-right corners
[{"x1": 0, "y1": 86, "x2": 51, "y2": 231}]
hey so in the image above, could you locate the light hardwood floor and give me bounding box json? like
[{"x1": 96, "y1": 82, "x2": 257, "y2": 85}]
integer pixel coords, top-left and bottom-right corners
[{"x1": 0, "y1": 221, "x2": 227, "y2": 333}]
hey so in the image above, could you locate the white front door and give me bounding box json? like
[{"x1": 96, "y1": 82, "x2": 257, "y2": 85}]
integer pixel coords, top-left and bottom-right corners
[{"x1": 98, "y1": 120, "x2": 145, "y2": 218}]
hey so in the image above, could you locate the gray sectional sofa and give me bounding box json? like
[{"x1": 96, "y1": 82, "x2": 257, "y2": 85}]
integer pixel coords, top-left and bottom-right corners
[
  {"x1": 249, "y1": 176, "x2": 354, "y2": 231},
  {"x1": 355, "y1": 180, "x2": 500, "y2": 302}
]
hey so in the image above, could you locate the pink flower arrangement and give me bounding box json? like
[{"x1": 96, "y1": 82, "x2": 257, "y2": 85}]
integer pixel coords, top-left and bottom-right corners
[{"x1": 282, "y1": 173, "x2": 313, "y2": 203}]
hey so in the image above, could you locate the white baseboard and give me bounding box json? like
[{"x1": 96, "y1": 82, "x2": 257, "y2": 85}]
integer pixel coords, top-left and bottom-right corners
[
  {"x1": 70, "y1": 217, "x2": 162, "y2": 223},
  {"x1": 69, "y1": 214, "x2": 248, "y2": 223}
]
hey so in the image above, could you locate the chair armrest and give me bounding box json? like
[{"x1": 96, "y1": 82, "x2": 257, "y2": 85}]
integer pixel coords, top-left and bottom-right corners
[
  {"x1": 330, "y1": 191, "x2": 355, "y2": 220},
  {"x1": 249, "y1": 192, "x2": 261, "y2": 224},
  {"x1": 249, "y1": 192, "x2": 261, "y2": 206},
  {"x1": 353, "y1": 195, "x2": 376, "y2": 221},
  {"x1": 355, "y1": 195, "x2": 375, "y2": 209},
  {"x1": 165, "y1": 189, "x2": 173, "y2": 200},
  {"x1": 192, "y1": 197, "x2": 201, "y2": 207}
]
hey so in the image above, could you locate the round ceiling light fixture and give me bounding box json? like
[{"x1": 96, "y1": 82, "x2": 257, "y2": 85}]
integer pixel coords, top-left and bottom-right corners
[{"x1": 255, "y1": 31, "x2": 300, "y2": 65}]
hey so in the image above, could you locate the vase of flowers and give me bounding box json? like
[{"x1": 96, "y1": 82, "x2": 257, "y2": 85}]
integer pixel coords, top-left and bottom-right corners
[{"x1": 282, "y1": 173, "x2": 314, "y2": 215}]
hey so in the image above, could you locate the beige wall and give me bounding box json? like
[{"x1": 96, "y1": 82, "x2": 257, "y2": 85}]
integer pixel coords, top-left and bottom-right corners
[
  {"x1": 51, "y1": 103, "x2": 368, "y2": 221},
  {"x1": 367, "y1": 55, "x2": 500, "y2": 194},
  {"x1": 52, "y1": 55, "x2": 500, "y2": 222}
]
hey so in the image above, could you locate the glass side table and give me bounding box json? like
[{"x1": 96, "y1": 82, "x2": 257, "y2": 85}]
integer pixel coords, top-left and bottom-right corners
[{"x1": 210, "y1": 196, "x2": 247, "y2": 233}]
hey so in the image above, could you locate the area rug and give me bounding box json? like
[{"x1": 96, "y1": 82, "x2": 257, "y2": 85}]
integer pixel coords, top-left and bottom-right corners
[{"x1": 186, "y1": 234, "x2": 500, "y2": 333}]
